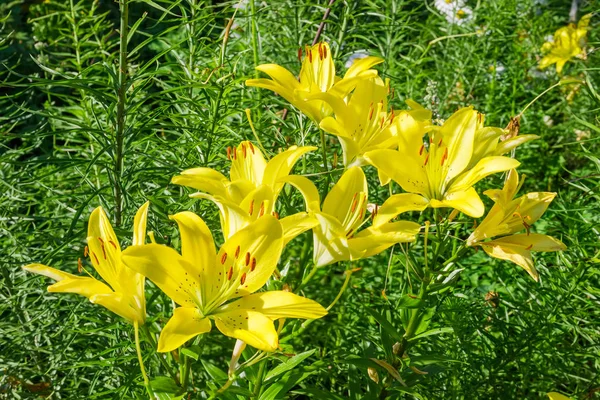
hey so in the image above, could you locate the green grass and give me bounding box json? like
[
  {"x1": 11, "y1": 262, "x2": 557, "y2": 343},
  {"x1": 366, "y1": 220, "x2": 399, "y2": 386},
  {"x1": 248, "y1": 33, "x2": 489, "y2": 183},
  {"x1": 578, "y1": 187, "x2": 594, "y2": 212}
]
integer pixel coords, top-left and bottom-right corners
[{"x1": 1, "y1": 0, "x2": 599, "y2": 398}]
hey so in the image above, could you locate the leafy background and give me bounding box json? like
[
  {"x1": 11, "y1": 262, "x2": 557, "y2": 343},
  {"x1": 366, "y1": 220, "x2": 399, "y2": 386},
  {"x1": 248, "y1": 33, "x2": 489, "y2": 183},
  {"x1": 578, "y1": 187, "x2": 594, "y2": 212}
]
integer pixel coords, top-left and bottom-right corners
[{"x1": 1, "y1": 0, "x2": 599, "y2": 398}]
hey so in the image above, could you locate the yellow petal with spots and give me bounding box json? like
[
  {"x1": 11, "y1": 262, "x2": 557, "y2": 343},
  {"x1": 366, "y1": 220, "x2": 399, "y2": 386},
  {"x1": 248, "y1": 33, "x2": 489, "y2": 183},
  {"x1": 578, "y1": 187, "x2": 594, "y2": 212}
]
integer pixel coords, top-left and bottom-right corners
[
  {"x1": 214, "y1": 309, "x2": 278, "y2": 352},
  {"x1": 157, "y1": 307, "x2": 212, "y2": 352},
  {"x1": 216, "y1": 215, "x2": 283, "y2": 299},
  {"x1": 122, "y1": 244, "x2": 200, "y2": 308},
  {"x1": 218, "y1": 291, "x2": 327, "y2": 320}
]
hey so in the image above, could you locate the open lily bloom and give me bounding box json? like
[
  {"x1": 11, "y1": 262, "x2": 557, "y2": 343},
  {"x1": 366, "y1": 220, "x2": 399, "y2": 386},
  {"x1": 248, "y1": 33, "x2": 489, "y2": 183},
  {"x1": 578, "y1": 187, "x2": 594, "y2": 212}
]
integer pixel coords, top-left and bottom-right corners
[
  {"x1": 245, "y1": 42, "x2": 383, "y2": 123},
  {"x1": 23, "y1": 203, "x2": 149, "y2": 324},
  {"x1": 316, "y1": 76, "x2": 399, "y2": 167},
  {"x1": 467, "y1": 170, "x2": 566, "y2": 281},
  {"x1": 286, "y1": 167, "x2": 425, "y2": 267},
  {"x1": 172, "y1": 141, "x2": 317, "y2": 243},
  {"x1": 539, "y1": 14, "x2": 591, "y2": 74},
  {"x1": 364, "y1": 106, "x2": 524, "y2": 218},
  {"x1": 122, "y1": 214, "x2": 326, "y2": 352}
]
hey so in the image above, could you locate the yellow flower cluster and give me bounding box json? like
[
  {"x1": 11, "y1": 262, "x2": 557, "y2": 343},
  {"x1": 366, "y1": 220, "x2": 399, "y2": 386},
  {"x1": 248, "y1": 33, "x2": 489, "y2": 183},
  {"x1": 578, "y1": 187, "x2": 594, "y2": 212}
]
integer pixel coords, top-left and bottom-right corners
[
  {"x1": 23, "y1": 41, "x2": 566, "y2": 359},
  {"x1": 539, "y1": 14, "x2": 592, "y2": 74}
]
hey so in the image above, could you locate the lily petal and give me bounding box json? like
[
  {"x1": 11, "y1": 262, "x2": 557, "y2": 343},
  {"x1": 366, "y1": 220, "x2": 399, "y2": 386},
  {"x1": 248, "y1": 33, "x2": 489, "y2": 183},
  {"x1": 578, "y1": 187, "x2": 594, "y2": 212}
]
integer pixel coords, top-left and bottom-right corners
[
  {"x1": 23, "y1": 263, "x2": 113, "y2": 298},
  {"x1": 349, "y1": 221, "x2": 422, "y2": 258},
  {"x1": 280, "y1": 212, "x2": 319, "y2": 245},
  {"x1": 217, "y1": 215, "x2": 283, "y2": 297},
  {"x1": 191, "y1": 193, "x2": 252, "y2": 239},
  {"x1": 132, "y1": 202, "x2": 150, "y2": 246},
  {"x1": 374, "y1": 193, "x2": 429, "y2": 228},
  {"x1": 364, "y1": 149, "x2": 429, "y2": 195},
  {"x1": 218, "y1": 291, "x2": 327, "y2": 320},
  {"x1": 157, "y1": 307, "x2": 212, "y2": 352},
  {"x1": 87, "y1": 207, "x2": 121, "y2": 288},
  {"x1": 230, "y1": 141, "x2": 267, "y2": 187},
  {"x1": 254, "y1": 64, "x2": 301, "y2": 90},
  {"x1": 480, "y1": 233, "x2": 566, "y2": 281},
  {"x1": 439, "y1": 107, "x2": 478, "y2": 183},
  {"x1": 171, "y1": 168, "x2": 229, "y2": 198},
  {"x1": 322, "y1": 167, "x2": 368, "y2": 233},
  {"x1": 90, "y1": 292, "x2": 145, "y2": 324},
  {"x1": 450, "y1": 156, "x2": 520, "y2": 193},
  {"x1": 214, "y1": 309, "x2": 278, "y2": 352},
  {"x1": 122, "y1": 244, "x2": 200, "y2": 308},
  {"x1": 430, "y1": 187, "x2": 485, "y2": 218},
  {"x1": 281, "y1": 175, "x2": 321, "y2": 212},
  {"x1": 313, "y1": 212, "x2": 351, "y2": 267},
  {"x1": 263, "y1": 146, "x2": 316, "y2": 194}
]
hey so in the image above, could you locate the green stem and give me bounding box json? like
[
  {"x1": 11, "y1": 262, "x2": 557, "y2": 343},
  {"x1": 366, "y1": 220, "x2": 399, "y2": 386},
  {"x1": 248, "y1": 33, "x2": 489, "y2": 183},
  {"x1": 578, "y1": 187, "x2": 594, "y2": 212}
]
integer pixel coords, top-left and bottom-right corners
[
  {"x1": 319, "y1": 128, "x2": 330, "y2": 198},
  {"x1": 141, "y1": 325, "x2": 179, "y2": 385},
  {"x1": 296, "y1": 262, "x2": 318, "y2": 293},
  {"x1": 253, "y1": 360, "x2": 267, "y2": 398},
  {"x1": 249, "y1": 0, "x2": 260, "y2": 81},
  {"x1": 326, "y1": 269, "x2": 354, "y2": 311},
  {"x1": 180, "y1": 351, "x2": 192, "y2": 390},
  {"x1": 394, "y1": 279, "x2": 429, "y2": 358},
  {"x1": 114, "y1": 0, "x2": 129, "y2": 227},
  {"x1": 134, "y1": 321, "x2": 154, "y2": 398}
]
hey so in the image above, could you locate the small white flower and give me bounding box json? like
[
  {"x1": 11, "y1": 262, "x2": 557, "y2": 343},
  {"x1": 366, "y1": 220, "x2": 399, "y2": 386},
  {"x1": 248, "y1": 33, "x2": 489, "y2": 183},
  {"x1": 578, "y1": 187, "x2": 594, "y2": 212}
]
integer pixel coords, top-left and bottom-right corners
[
  {"x1": 543, "y1": 115, "x2": 554, "y2": 127},
  {"x1": 434, "y1": 0, "x2": 473, "y2": 25}
]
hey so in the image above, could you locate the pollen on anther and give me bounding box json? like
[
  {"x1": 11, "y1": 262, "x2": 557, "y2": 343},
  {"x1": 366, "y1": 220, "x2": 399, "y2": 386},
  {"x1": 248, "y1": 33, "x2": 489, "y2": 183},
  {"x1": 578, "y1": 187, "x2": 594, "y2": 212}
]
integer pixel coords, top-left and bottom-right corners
[
  {"x1": 323, "y1": 45, "x2": 327, "y2": 58},
  {"x1": 419, "y1": 144, "x2": 425, "y2": 156},
  {"x1": 272, "y1": 211, "x2": 279, "y2": 219},
  {"x1": 91, "y1": 251, "x2": 99, "y2": 264},
  {"x1": 249, "y1": 199, "x2": 254, "y2": 215},
  {"x1": 221, "y1": 252, "x2": 228, "y2": 264},
  {"x1": 424, "y1": 153, "x2": 430, "y2": 166},
  {"x1": 84, "y1": 246, "x2": 88, "y2": 257},
  {"x1": 258, "y1": 202, "x2": 265, "y2": 217},
  {"x1": 240, "y1": 273, "x2": 247, "y2": 285},
  {"x1": 78, "y1": 258, "x2": 83, "y2": 273},
  {"x1": 297, "y1": 47, "x2": 303, "y2": 62},
  {"x1": 227, "y1": 146, "x2": 232, "y2": 160},
  {"x1": 248, "y1": 142, "x2": 255, "y2": 154},
  {"x1": 108, "y1": 240, "x2": 117, "y2": 250},
  {"x1": 351, "y1": 194, "x2": 359, "y2": 213},
  {"x1": 250, "y1": 258, "x2": 257, "y2": 272},
  {"x1": 235, "y1": 246, "x2": 241, "y2": 258},
  {"x1": 525, "y1": 244, "x2": 533, "y2": 250},
  {"x1": 245, "y1": 252, "x2": 251, "y2": 266},
  {"x1": 227, "y1": 266, "x2": 233, "y2": 280},
  {"x1": 308, "y1": 48, "x2": 313, "y2": 63}
]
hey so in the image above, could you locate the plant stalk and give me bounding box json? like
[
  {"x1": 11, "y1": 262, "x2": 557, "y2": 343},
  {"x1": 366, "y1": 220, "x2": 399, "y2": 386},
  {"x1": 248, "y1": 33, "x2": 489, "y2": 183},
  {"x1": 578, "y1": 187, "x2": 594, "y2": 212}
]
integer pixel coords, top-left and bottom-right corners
[
  {"x1": 114, "y1": 0, "x2": 129, "y2": 226},
  {"x1": 134, "y1": 321, "x2": 154, "y2": 398}
]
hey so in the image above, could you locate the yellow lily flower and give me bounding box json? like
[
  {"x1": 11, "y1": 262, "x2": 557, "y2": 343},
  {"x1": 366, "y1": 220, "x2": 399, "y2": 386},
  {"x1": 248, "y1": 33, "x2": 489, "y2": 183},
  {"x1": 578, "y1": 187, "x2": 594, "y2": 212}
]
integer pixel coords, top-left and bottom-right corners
[
  {"x1": 245, "y1": 42, "x2": 383, "y2": 123},
  {"x1": 23, "y1": 203, "x2": 149, "y2": 324},
  {"x1": 539, "y1": 14, "x2": 591, "y2": 74},
  {"x1": 285, "y1": 167, "x2": 426, "y2": 267},
  {"x1": 467, "y1": 170, "x2": 566, "y2": 281},
  {"x1": 316, "y1": 76, "x2": 399, "y2": 167},
  {"x1": 364, "y1": 106, "x2": 526, "y2": 218},
  {"x1": 548, "y1": 392, "x2": 572, "y2": 400},
  {"x1": 172, "y1": 141, "x2": 317, "y2": 242},
  {"x1": 122, "y1": 214, "x2": 327, "y2": 352}
]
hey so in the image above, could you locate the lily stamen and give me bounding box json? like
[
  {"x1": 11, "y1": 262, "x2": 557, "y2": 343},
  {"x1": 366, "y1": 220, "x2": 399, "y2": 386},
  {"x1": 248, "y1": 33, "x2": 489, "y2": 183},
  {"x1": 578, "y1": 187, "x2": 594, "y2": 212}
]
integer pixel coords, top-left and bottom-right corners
[
  {"x1": 249, "y1": 199, "x2": 254, "y2": 215},
  {"x1": 245, "y1": 252, "x2": 251, "y2": 266},
  {"x1": 84, "y1": 245, "x2": 88, "y2": 257},
  {"x1": 234, "y1": 246, "x2": 240, "y2": 258},
  {"x1": 221, "y1": 252, "x2": 228, "y2": 264},
  {"x1": 250, "y1": 258, "x2": 256, "y2": 272}
]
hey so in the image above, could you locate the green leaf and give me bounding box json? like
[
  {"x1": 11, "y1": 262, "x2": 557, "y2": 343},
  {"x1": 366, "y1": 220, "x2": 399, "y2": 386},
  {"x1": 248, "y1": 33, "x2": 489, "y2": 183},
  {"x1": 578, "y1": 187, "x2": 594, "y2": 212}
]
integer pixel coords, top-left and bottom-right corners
[
  {"x1": 149, "y1": 376, "x2": 180, "y2": 394},
  {"x1": 396, "y1": 294, "x2": 423, "y2": 309},
  {"x1": 409, "y1": 327, "x2": 454, "y2": 342},
  {"x1": 180, "y1": 346, "x2": 200, "y2": 361},
  {"x1": 201, "y1": 360, "x2": 228, "y2": 382},
  {"x1": 364, "y1": 308, "x2": 403, "y2": 341},
  {"x1": 264, "y1": 349, "x2": 316, "y2": 382}
]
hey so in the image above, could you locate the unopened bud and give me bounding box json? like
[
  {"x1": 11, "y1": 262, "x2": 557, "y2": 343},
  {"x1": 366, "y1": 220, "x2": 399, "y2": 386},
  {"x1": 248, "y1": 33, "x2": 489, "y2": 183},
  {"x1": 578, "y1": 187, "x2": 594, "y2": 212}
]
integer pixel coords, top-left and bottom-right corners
[
  {"x1": 367, "y1": 367, "x2": 379, "y2": 384},
  {"x1": 392, "y1": 342, "x2": 401, "y2": 355}
]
